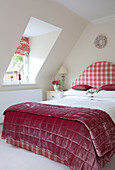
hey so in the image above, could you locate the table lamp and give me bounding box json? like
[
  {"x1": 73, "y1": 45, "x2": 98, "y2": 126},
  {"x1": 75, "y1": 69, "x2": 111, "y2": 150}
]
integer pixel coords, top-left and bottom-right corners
[{"x1": 58, "y1": 66, "x2": 67, "y2": 90}]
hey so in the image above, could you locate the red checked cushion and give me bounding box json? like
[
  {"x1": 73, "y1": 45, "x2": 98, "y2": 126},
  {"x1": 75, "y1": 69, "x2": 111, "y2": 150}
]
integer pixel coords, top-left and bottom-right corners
[
  {"x1": 72, "y1": 84, "x2": 92, "y2": 91},
  {"x1": 101, "y1": 84, "x2": 115, "y2": 91}
]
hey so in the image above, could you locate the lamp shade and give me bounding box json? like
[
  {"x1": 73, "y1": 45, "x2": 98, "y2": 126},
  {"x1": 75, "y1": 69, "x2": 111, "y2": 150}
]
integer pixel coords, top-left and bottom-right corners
[{"x1": 58, "y1": 66, "x2": 67, "y2": 74}]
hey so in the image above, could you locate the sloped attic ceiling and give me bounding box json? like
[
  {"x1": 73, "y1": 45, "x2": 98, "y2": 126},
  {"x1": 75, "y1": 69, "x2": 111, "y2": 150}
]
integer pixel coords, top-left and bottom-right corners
[
  {"x1": 0, "y1": 0, "x2": 88, "y2": 92},
  {"x1": 53, "y1": 0, "x2": 115, "y2": 24}
]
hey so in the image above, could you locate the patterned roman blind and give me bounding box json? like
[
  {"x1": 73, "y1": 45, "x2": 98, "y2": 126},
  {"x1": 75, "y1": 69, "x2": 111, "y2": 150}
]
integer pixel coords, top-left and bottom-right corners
[{"x1": 15, "y1": 37, "x2": 30, "y2": 57}]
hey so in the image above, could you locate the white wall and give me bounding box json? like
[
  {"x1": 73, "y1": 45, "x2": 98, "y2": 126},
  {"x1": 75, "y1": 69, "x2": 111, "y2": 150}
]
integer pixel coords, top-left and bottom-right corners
[
  {"x1": 64, "y1": 20, "x2": 115, "y2": 89},
  {"x1": 29, "y1": 30, "x2": 61, "y2": 83},
  {"x1": 0, "y1": 0, "x2": 88, "y2": 96}
]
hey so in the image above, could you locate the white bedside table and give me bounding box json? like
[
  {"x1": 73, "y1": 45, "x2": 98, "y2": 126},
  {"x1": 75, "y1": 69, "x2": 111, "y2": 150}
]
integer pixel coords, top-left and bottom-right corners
[{"x1": 46, "y1": 91, "x2": 64, "y2": 100}]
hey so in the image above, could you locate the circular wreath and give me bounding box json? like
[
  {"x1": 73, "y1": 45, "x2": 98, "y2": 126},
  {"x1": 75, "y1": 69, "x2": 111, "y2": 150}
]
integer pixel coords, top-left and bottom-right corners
[{"x1": 94, "y1": 35, "x2": 107, "y2": 49}]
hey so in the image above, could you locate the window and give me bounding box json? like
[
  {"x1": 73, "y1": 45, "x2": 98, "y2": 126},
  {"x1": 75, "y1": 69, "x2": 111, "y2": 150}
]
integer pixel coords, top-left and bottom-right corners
[
  {"x1": 3, "y1": 37, "x2": 30, "y2": 85},
  {"x1": 3, "y1": 54, "x2": 29, "y2": 85}
]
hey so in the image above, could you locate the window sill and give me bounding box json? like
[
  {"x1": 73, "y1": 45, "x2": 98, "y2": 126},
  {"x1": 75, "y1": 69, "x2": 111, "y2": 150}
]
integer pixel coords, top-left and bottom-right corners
[{"x1": 2, "y1": 83, "x2": 37, "y2": 87}]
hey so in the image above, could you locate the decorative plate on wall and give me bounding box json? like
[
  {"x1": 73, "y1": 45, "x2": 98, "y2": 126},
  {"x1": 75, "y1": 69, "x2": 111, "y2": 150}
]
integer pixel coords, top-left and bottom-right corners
[{"x1": 94, "y1": 35, "x2": 107, "y2": 49}]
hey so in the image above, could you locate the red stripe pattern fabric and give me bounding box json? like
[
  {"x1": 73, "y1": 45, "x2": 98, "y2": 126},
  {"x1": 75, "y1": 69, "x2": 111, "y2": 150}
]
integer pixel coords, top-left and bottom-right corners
[
  {"x1": 72, "y1": 61, "x2": 115, "y2": 88},
  {"x1": 15, "y1": 37, "x2": 30, "y2": 57}
]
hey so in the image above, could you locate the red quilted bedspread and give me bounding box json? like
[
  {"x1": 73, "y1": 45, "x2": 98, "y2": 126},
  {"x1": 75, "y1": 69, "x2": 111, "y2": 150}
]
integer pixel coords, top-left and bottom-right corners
[{"x1": 2, "y1": 102, "x2": 115, "y2": 170}]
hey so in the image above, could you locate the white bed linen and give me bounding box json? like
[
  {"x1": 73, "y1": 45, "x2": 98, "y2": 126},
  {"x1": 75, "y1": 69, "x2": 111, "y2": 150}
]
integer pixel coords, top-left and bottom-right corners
[{"x1": 41, "y1": 96, "x2": 115, "y2": 122}]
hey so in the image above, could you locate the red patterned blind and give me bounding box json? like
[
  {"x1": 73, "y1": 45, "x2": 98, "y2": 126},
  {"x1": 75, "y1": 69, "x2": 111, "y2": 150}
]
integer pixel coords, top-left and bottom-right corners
[
  {"x1": 72, "y1": 61, "x2": 115, "y2": 88},
  {"x1": 15, "y1": 37, "x2": 30, "y2": 57}
]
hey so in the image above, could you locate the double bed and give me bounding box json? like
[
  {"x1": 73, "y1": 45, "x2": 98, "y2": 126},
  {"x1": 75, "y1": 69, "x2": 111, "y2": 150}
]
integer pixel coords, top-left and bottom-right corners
[{"x1": 1, "y1": 61, "x2": 115, "y2": 170}]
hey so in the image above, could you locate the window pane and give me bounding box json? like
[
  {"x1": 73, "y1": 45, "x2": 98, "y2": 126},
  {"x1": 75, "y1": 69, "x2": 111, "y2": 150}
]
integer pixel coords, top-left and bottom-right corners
[{"x1": 3, "y1": 55, "x2": 29, "y2": 85}]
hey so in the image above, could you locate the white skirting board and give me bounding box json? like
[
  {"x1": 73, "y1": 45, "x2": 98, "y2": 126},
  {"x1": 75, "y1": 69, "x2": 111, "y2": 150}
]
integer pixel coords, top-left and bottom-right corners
[{"x1": 0, "y1": 89, "x2": 42, "y2": 123}]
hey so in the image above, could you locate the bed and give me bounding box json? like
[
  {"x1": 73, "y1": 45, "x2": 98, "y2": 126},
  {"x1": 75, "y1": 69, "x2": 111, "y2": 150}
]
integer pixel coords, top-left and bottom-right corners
[{"x1": 1, "y1": 61, "x2": 115, "y2": 170}]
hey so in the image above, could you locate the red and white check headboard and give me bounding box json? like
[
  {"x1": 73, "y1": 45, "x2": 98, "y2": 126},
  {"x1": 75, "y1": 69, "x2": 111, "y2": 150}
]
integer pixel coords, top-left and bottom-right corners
[{"x1": 72, "y1": 61, "x2": 115, "y2": 88}]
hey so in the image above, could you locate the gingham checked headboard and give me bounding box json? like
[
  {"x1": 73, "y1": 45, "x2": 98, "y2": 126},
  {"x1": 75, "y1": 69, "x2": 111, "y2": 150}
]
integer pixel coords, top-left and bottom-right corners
[{"x1": 72, "y1": 61, "x2": 115, "y2": 88}]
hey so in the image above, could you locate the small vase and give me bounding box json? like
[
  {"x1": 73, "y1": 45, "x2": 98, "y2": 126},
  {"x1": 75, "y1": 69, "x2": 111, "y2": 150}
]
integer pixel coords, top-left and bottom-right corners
[{"x1": 53, "y1": 85, "x2": 59, "y2": 91}]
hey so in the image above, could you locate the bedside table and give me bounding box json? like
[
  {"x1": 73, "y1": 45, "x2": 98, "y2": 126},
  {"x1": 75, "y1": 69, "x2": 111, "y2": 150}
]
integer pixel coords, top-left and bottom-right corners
[{"x1": 46, "y1": 91, "x2": 64, "y2": 100}]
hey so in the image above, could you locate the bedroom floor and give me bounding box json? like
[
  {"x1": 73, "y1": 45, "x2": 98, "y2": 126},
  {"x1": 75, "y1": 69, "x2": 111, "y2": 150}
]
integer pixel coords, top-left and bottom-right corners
[{"x1": 0, "y1": 124, "x2": 114, "y2": 170}]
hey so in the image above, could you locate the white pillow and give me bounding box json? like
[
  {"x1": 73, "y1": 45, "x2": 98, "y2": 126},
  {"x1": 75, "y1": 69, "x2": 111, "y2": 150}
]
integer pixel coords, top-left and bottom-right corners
[
  {"x1": 64, "y1": 89, "x2": 87, "y2": 97},
  {"x1": 94, "y1": 90, "x2": 115, "y2": 98}
]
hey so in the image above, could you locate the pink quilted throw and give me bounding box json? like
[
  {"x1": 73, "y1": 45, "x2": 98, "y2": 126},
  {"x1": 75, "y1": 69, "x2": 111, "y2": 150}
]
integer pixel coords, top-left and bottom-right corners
[{"x1": 2, "y1": 102, "x2": 115, "y2": 170}]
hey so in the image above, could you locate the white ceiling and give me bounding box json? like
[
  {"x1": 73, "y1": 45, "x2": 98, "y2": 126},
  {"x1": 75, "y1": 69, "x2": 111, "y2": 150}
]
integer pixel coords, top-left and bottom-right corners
[
  {"x1": 23, "y1": 17, "x2": 61, "y2": 38},
  {"x1": 53, "y1": 0, "x2": 115, "y2": 24},
  {"x1": 23, "y1": 1, "x2": 115, "y2": 37}
]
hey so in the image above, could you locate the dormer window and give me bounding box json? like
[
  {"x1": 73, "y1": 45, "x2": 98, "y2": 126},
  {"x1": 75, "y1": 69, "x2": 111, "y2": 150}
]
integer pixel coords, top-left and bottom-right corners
[{"x1": 3, "y1": 17, "x2": 62, "y2": 86}]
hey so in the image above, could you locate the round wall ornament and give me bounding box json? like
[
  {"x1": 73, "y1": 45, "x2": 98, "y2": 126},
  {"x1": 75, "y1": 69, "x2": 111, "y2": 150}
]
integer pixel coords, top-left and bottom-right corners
[{"x1": 94, "y1": 35, "x2": 107, "y2": 49}]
